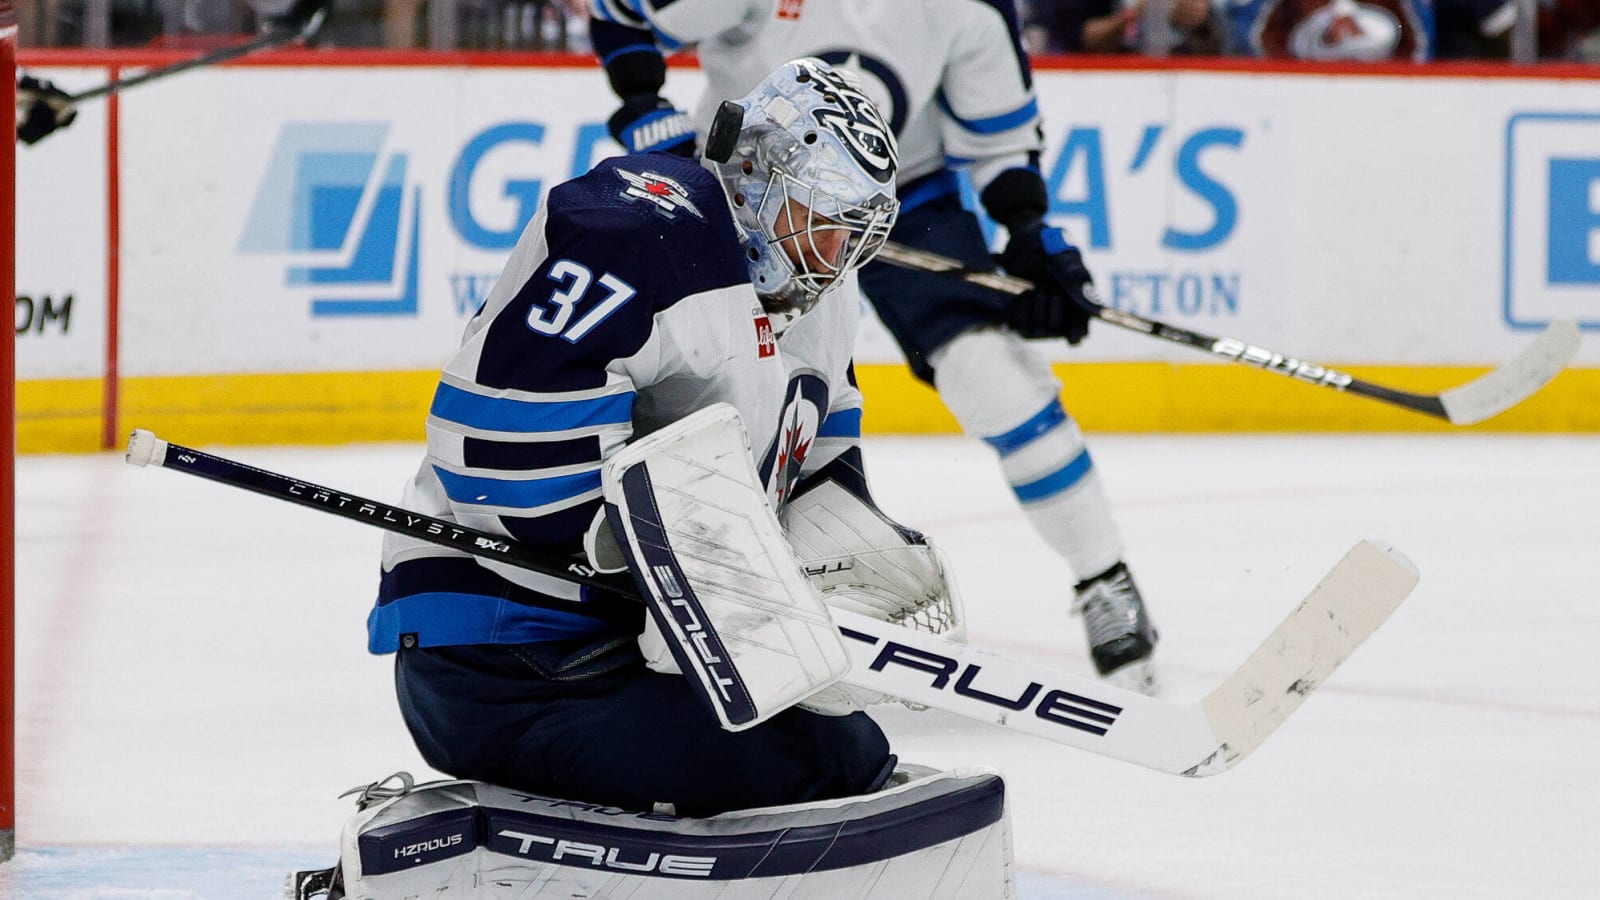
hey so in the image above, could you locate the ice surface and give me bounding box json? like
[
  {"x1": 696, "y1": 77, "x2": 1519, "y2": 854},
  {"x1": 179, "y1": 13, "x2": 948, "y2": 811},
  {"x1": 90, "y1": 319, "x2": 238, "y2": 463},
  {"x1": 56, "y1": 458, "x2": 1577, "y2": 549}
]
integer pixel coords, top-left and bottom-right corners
[{"x1": 7, "y1": 433, "x2": 1598, "y2": 898}]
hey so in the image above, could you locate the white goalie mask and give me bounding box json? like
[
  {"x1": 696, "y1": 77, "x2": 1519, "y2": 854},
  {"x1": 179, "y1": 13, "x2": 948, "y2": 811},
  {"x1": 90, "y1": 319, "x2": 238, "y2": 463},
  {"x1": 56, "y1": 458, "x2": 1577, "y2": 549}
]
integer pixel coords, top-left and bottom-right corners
[{"x1": 706, "y1": 58, "x2": 900, "y2": 333}]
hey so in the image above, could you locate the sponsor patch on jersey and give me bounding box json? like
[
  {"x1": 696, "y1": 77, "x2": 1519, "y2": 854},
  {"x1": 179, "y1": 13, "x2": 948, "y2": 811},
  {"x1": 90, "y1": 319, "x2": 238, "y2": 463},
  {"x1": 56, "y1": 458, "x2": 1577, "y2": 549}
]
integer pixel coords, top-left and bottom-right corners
[
  {"x1": 776, "y1": 0, "x2": 805, "y2": 20},
  {"x1": 754, "y1": 309, "x2": 777, "y2": 359},
  {"x1": 617, "y1": 169, "x2": 704, "y2": 221}
]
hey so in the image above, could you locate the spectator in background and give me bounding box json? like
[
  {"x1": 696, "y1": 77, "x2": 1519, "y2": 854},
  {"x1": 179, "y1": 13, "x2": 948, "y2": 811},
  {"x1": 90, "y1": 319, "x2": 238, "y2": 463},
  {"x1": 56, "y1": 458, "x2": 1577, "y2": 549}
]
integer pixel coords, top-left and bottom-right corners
[
  {"x1": 1433, "y1": 0, "x2": 1513, "y2": 58},
  {"x1": 1528, "y1": 0, "x2": 1600, "y2": 58},
  {"x1": 1220, "y1": 0, "x2": 1435, "y2": 60},
  {"x1": 1425, "y1": 0, "x2": 1597, "y2": 60},
  {"x1": 1024, "y1": 0, "x2": 1221, "y2": 54}
]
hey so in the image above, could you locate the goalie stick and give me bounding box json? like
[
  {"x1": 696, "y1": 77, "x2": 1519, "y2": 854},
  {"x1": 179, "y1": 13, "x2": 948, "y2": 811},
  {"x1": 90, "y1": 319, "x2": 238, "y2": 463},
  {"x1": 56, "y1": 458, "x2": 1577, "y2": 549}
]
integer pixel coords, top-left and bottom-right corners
[
  {"x1": 873, "y1": 241, "x2": 1579, "y2": 426},
  {"x1": 125, "y1": 429, "x2": 1419, "y2": 777}
]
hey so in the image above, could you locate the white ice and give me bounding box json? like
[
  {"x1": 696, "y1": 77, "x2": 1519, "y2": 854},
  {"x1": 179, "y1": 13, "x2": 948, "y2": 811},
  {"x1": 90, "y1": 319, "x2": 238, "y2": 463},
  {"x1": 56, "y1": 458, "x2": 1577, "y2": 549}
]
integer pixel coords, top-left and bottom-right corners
[{"x1": 5, "y1": 433, "x2": 1598, "y2": 898}]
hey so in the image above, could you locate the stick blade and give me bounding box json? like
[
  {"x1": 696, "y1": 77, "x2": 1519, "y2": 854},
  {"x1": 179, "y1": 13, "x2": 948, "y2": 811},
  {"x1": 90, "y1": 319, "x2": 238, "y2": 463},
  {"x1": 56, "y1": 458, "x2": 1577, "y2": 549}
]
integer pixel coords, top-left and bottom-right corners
[
  {"x1": 1194, "y1": 540, "x2": 1419, "y2": 775},
  {"x1": 1440, "y1": 319, "x2": 1580, "y2": 425}
]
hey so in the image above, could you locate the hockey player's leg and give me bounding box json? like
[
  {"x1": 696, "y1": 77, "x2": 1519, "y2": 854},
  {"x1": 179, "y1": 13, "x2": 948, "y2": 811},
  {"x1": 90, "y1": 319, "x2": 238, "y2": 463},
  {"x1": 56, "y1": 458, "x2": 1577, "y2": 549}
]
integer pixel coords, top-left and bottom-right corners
[
  {"x1": 858, "y1": 195, "x2": 1158, "y2": 694},
  {"x1": 294, "y1": 765, "x2": 1014, "y2": 900},
  {"x1": 929, "y1": 327, "x2": 1159, "y2": 693},
  {"x1": 394, "y1": 637, "x2": 893, "y2": 818}
]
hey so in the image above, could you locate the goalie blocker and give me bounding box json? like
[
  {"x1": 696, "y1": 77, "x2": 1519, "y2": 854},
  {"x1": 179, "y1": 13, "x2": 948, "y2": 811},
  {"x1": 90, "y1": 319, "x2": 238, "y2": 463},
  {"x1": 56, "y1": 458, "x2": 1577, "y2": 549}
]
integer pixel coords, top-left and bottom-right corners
[{"x1": 291, "y1": 766, "x2": 1014, "y2": 900}]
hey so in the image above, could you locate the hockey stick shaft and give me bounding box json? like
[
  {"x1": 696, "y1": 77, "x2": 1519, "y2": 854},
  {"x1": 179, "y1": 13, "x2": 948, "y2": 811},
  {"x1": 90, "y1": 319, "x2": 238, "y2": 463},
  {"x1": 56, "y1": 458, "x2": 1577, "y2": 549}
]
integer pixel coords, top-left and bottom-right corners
[
  {"x1": 124, "y1": 429, "x2": 632, "y2": 596},
  {"x1": 66, "y1": 12, "x2": 324, "y2": 105},
  {"x1": 127, "y1": 430, "x2": 1420, "y2": 777},
  {"x1": 873, "y1": 241, "x2": 1578, "y2": 425}
]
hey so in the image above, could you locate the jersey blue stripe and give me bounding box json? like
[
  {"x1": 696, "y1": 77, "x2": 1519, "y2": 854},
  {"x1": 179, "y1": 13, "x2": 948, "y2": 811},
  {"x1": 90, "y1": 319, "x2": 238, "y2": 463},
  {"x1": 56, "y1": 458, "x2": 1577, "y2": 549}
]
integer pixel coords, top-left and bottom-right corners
[
  {"x1": 818, "y1": 408, "x2": 863, "y2": 439},
  {"x1": 601, "y1": 42, "x2": 659, "y2": 65},
  {"x1": 434, "y1": 466, "x2": 602, "y2": 509},
  {"x1": 937, "y1": 93, "x2": 1039, "y2": 136},
  {"x1": 982, "y1": 400, "x2": 1068, "y2": 456},
  {"x1": 431, "y1": 383, "x2": 634, "y2": 434},
  {"x1": 368, "y1": 592, "x2": 613, "y2": 652},
  {"x1": 647, "y1": 24, "x2": 684, "y2": 50},
  {"x1": 898, "y1": 170, "x2": 962, "y2": 214},
  {"x1": 1012, "y1": 449, "x2": 1094, "y2": 502}
]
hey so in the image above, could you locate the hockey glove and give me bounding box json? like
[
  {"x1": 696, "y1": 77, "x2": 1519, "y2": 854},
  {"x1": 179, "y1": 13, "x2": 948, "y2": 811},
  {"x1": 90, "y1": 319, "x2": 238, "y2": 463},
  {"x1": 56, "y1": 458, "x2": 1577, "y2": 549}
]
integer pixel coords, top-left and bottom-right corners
[
  {"x1": 608, "y1": 95, "x2": 697, "y2": 157},
  {"x1": 17, "y1": 75, "x2": 78, "y2": 147},
  {"x1": 997, "y1": 221, "x2": 1100, "y2": 345}
]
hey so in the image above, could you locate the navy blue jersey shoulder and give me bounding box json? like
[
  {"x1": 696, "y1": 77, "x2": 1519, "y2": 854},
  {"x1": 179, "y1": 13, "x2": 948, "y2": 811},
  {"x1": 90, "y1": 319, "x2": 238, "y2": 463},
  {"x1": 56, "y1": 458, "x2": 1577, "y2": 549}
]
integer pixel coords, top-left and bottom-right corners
[
  {"x1": 472, "y1": 154, "x2": 748, "y2": 394},
  {"x1": 550, "y1": 154, "x2": 748, "y2": 314}
]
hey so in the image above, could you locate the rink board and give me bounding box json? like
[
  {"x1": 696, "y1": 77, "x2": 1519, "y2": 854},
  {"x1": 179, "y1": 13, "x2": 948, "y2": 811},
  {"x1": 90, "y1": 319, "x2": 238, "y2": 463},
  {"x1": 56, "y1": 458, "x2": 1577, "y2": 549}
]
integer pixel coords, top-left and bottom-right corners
[
  {"x1": 17, "y1": 358, "x2": 1600, "y2": 454},
  {"x1": 14, "y1": 54, "x2": 1600, "y2": 450}
]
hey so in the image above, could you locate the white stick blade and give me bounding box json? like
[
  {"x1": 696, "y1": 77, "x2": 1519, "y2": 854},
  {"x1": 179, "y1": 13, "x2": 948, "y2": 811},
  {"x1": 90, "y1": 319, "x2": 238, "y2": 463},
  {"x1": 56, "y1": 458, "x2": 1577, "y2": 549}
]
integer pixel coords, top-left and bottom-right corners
[
  {"x1": 831, "y1": 608, "x2": 1222, "y2": 775},
  {"x1": 1197, "y1": 540, "x2": 1419, "y2": 774},
  {"x1": 1440, "y1": 320, "x2": 1580, "y2": 425},
  {"x1": 124, "y1": 429, "x2": 169, "y2": 468}
]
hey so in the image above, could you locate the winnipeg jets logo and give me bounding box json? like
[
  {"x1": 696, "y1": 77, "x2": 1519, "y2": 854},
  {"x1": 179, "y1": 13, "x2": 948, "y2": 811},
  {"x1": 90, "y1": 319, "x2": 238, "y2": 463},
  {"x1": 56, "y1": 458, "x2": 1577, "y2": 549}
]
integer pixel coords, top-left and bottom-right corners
[
  {"x1": 759, "y1": 372, "x2": 828, "y2": 505},
  {"x1": 773, "y1": 417, "x2": 814, "y2": 505},
  {"x1": 802, "y1": 64, "x2": 897, "y2": 183},
  {"x1": 617, "y1": 169, "x2": 704, "y2": 221}
]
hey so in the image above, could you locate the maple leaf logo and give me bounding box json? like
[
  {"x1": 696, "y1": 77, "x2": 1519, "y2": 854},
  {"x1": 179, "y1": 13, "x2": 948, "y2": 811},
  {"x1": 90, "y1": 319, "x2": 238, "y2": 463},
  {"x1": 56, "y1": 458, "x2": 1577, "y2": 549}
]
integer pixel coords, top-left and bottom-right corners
[{"x1": 616, "y1": 169, "x2": 703, "y2": 220}]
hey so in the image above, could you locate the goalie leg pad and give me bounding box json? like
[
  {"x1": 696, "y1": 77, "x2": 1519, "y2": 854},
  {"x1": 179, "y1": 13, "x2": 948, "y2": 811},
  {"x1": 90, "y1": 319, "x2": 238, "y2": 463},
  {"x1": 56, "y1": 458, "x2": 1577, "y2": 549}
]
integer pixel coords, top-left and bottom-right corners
[
  {"x1": 603, "y1": 403, "x2": 849, "y2": 732},
  {"x1": 298, "y1": 766, "x2": 1015, "y2": 900}
]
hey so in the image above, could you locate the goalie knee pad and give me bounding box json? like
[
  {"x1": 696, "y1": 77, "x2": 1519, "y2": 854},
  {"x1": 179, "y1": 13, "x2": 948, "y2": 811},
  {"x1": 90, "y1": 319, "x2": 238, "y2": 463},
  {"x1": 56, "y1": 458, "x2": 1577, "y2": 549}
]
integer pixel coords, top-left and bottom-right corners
[{"x1": 291, "y1": 766, "x2": 1014, "y2": 900}]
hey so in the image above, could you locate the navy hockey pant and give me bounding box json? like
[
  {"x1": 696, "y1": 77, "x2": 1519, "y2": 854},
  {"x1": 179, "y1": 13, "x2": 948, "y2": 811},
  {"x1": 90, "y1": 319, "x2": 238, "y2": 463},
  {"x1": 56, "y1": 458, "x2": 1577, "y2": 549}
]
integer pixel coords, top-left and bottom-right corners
[
  {"x1": 394, "y1": 634, "x2": 895, "y2": 818},
  {"x1": 857, "y1": 191, "x2": 1008, "y2": 384}
]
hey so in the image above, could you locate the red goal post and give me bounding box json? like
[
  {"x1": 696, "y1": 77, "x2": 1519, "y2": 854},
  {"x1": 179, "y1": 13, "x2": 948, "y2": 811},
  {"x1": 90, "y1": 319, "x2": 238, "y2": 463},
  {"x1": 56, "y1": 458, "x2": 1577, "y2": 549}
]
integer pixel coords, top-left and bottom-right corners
[{"x1": 2, "y1": 0, "x2": 17, "y2": 866}]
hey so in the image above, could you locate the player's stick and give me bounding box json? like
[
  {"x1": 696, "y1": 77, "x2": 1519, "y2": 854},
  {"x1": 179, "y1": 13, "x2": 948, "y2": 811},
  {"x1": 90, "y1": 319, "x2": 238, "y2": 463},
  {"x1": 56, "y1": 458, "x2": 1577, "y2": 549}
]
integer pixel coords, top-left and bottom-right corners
[
  {"x1": 873, "y1": 241, "x2": 1580, "y2": 426},
  {"x1": 61, "y1": 10, "x2": 326, "y2": 107},
  {"x1": 126, "y1": 429, "x2": 1419, "y2": 777}
]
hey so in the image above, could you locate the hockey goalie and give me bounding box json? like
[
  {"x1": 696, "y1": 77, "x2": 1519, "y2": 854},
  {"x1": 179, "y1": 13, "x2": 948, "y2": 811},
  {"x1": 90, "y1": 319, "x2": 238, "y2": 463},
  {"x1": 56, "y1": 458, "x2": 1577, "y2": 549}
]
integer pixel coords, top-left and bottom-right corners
[{"x1": 292, "y1": 57, "x2": 1015, "y2": 899}]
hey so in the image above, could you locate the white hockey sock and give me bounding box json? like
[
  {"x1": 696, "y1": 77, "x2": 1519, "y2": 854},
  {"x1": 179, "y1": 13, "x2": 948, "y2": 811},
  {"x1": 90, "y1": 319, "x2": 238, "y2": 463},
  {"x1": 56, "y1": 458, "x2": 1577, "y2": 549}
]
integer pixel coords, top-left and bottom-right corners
[{"x1": 930, "y1": 328, "x2": 1125, "y2": 581}]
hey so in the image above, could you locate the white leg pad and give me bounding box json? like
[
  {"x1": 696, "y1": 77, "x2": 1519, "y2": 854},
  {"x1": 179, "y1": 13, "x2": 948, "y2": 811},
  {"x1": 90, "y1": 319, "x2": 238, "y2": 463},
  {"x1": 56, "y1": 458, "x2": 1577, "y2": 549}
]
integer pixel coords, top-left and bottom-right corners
[{"x1": 306, "y1": 766, "x2": 1014, "y2": 900}]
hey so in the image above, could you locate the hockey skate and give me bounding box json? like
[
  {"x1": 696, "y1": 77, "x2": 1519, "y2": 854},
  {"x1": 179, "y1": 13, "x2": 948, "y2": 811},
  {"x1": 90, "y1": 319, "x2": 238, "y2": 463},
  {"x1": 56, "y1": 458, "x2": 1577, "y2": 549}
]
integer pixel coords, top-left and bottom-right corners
[{"x1": 1074, "y1": 562, "x2": 1159, "y2": 695}]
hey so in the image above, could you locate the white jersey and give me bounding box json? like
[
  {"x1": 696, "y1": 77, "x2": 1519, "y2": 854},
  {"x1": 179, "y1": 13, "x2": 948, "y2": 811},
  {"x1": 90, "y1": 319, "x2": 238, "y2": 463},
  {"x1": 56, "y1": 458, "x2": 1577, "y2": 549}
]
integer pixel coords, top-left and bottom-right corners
[
  {"x1": 369, "y1": 153, "x2": 864, "y2": 652},
  {"x1": 591, "y1": 0, "x2": 1043, "y2": 194}
]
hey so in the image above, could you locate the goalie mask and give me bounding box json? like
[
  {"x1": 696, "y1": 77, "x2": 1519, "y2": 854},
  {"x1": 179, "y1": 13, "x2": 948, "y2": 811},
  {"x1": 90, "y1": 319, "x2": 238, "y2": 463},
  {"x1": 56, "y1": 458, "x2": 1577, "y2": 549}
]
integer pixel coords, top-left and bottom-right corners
[{"x1": 705, "y1": 58, "x2": 900, "y2": 333}]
